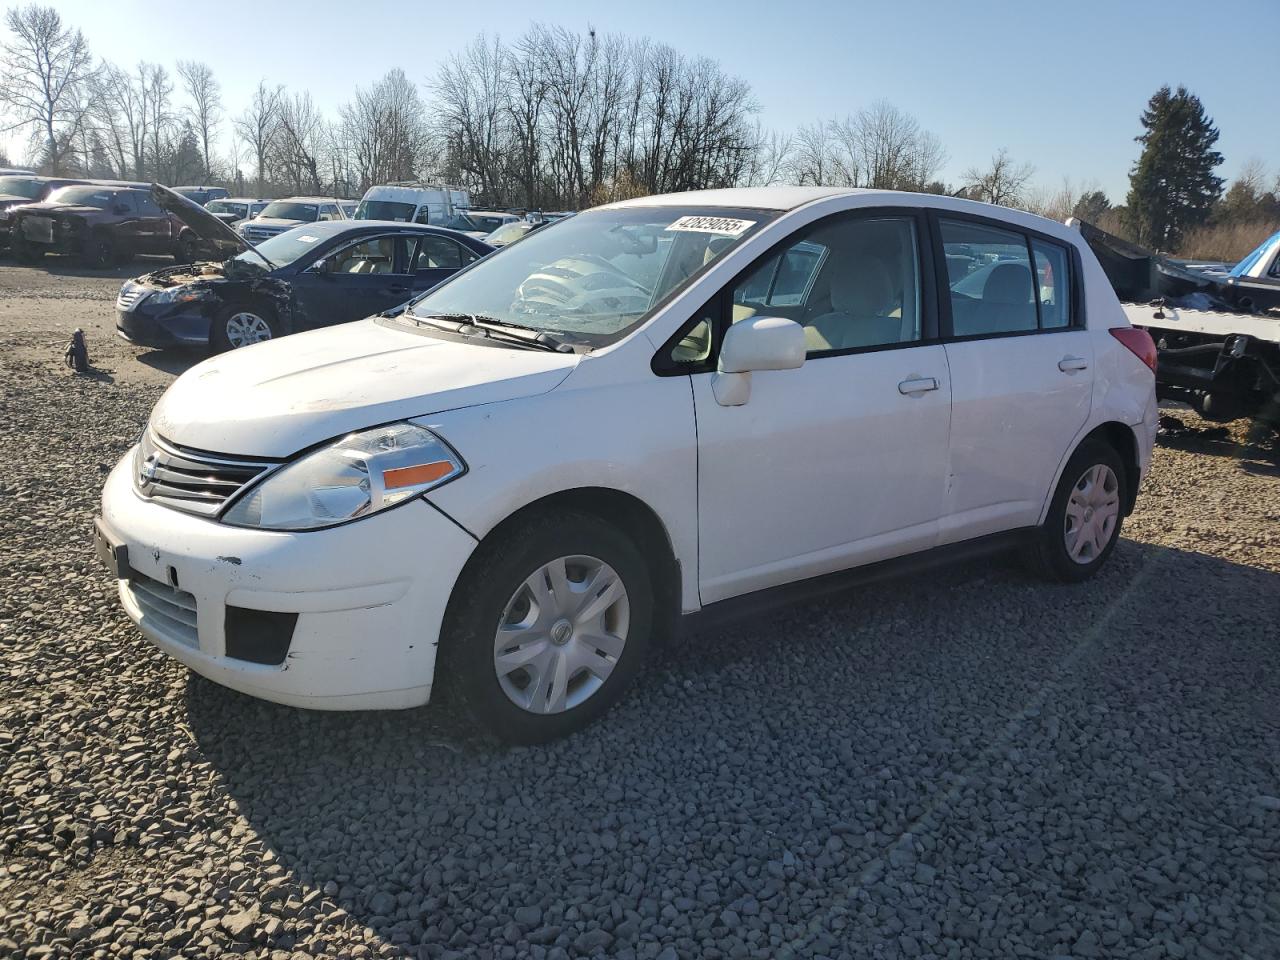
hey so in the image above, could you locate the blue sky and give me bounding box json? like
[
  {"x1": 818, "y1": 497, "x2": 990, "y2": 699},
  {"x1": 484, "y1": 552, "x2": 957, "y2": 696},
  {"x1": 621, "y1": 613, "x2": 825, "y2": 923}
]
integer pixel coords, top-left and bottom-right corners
[{"x1": 9, "y1": 0, "x2": 1277, "y2": 200}]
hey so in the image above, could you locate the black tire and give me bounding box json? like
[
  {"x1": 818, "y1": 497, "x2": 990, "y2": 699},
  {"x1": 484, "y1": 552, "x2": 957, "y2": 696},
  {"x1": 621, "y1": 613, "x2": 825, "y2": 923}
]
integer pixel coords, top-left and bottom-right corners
[
  {"x1": 80, "y1": 230, "x2": 115, "y2": 269},
  {"x1": 1025, "y1": 439, "x2": 1127, "y2": 583},
  {"x1": 440, "y1": 510, "x2": 654, "y2": 744},
  {"x1": 210, "y1": 303, "x2": 278, "y2": 353},
  {"x1": 10, "y1": 232, "x2": 43, "y2": 264}
]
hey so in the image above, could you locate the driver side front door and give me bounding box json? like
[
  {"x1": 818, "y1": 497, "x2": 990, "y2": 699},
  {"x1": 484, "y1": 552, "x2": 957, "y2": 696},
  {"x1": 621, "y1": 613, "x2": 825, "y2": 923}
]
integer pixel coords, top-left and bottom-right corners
[
  {"x1": 687, "y1": 210, "x2": 953, "y2": 604},
  {"x1": 292, "y1": 234, "x2": 414, "y2": 330}
]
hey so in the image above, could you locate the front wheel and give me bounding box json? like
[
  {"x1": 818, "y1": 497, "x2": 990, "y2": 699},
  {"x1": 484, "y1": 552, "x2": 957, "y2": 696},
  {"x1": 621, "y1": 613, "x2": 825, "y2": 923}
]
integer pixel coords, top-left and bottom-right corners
[
  {"x1": 210, "y1": 304, "x2": 278, "y2": 352},
  {"x1": 440, "y1": 511, "x2": 654, "y2": 744},
  {"x1": 10, "y1": 232, "x2": 43, "y2": 264},
  {"x1": 80, "y1": 230, "x2": 117, "y2": 269},
  {"x1": 1025, "y1": 439, "x2": 1126, "y2": 583}
]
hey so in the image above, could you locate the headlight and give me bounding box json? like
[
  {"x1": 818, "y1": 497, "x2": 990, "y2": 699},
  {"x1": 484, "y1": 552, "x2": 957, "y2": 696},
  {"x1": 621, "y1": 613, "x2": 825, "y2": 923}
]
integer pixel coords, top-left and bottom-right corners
[
  {"x1": 149, "y1": 285, "x2": 212, "y2": 305},
  {"x1": 222, "y1": 423, "x2": 464, "y2": 531}
]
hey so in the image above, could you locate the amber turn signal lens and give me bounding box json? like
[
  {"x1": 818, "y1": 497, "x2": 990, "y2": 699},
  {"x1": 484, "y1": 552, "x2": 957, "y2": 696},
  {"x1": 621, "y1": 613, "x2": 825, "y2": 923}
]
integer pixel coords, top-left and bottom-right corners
[{"x1": 382, "y1": 461, "x2": 455, "y2": 490}]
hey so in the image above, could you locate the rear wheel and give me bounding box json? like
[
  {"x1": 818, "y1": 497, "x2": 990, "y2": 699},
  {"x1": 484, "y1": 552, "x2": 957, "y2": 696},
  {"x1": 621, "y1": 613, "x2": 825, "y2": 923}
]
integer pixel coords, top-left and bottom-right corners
[
  {"x1": 211, "y1": 304, "x2": 278, "y2": 352},
  {"x1": 1025, "y1": 439, "x2": 1126, "y2": 583},
  {"x1": 440, "y1": 511, "x2": 654, "y2": 744},
  {"x1": 174, "y1": 233, "x2": 198, "y2": 264}
]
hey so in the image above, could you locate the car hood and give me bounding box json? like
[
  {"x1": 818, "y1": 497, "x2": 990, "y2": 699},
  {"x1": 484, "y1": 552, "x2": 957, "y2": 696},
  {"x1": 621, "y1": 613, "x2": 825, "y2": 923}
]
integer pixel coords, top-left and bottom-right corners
[
  {"x1": 12, "y1": 202, "x2": 97, "y2": 217},
  {"x1": 150, "y1": 317, "x2": 579, "y2": 457},
  {"x1": 243, "y1": 217, "x2": 306, "y2": 229},
  {"x1": 152, "y1": 183, "x2": 251, "y2": 259}
]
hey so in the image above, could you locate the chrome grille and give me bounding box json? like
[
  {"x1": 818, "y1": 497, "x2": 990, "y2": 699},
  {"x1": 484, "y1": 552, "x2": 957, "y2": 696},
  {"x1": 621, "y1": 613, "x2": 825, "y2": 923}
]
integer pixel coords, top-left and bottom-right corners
[
  {"x1": 242, "y1": 225, "x2": 284, "y2": 243},
  {"x1": 127, "y1": 571, "x2": 198, "y2": 648},
  {"x1": 135, "y1": 430, "x2": 281, "y2": 517},
  {"x1": 116, "y1": 285, "x2": 149, "y2": 311}
]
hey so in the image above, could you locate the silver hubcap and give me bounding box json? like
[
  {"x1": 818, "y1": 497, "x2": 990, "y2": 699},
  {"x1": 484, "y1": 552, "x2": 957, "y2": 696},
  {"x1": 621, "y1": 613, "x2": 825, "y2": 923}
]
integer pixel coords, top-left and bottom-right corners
[
  {"x1": 225, "y1": 312, "x2": 272, "y2": 348},
  {"x1": 1064, "y1": 463, "x2": 1120, "y2": 564},
  {"x1": 493, "y1": 555, "x2": 630, "y2": 715}
]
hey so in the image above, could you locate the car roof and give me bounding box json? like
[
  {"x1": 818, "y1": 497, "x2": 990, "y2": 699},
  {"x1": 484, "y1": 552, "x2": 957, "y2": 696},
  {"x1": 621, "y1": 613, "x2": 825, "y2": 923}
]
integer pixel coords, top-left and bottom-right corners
[
  {"x1": 603, "y1": 186, "x2": 871, "y2": 212},
  {"x1": 271, "y1": 196, "x2": 342, "y2": 203},
  {"x1": 213, "y1": 197, "x2": 271, "y2": 203},
  {"x1": 271, "y1": 219, "x2": 485, "y2": 240}
]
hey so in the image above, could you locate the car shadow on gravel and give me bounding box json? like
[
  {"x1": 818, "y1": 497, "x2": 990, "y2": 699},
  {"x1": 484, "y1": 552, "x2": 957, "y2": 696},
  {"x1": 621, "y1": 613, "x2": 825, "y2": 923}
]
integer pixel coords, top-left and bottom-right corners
[
  {"x1": 16, "y1": 256, "x2": 172, "y2": 280},
  {"x1": 134, "y1": 347, "x2": 205, "y2": 378},
  {"x1": 183, "y1": 538, "x2": 1280, "y2": 956},
  {"x1": 1158, "y1": 414, "x2": 1278, "y2": 466}
]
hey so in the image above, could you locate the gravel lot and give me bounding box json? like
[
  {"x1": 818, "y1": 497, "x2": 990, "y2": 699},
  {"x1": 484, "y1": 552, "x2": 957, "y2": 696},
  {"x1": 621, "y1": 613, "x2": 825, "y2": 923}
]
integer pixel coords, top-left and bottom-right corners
[{"x1": 1, "y1": 258, "x2": 1278, "y2": 960}]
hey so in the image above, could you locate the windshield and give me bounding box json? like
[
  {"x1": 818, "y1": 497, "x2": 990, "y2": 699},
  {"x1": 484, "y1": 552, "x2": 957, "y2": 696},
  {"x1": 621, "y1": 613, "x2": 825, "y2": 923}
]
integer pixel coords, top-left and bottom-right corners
[
  {"x1": 444, "y1": 214, "x2": 477, "y2": 231},
  {"x1": 228, "y1": 228, "x2": 326, "y2": 271},
  {"x1": 355, "y1": 200, "x2": 416, "y2": 222},
  {"x1": 45, "y1": 185, "x2": 124, "y2": 208},
  {"x1": 260, "y1": 201, "x2": 317, "y2": 221},
  {"x1": 0, "y1": 176, "x2": 45, "y2": 200},
  {"x1": 487, "y1": 223, "x2": 530, "y2": 245},
  {"x1": 207, "y1": 200, "x2": 247, "y2": 219},
  {"x1": 467, "y1": 214, "x2": 507, "y2": 232},
  {"x1": 407, "y1": 206, "x2": 775, "y2": 344}
]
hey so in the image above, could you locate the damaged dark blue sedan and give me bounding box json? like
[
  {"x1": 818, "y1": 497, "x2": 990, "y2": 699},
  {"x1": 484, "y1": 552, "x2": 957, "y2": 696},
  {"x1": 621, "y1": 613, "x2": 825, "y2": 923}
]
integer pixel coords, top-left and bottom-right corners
[{"x1": 116, "y1": 185, "x2": 494, "y2": 352}]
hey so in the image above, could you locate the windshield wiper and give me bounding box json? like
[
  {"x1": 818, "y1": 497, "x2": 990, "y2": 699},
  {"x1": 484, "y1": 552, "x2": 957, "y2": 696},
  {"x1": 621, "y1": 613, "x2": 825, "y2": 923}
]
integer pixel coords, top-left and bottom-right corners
[
  {"x1": 402, "y1": 313, "x2": 570, "y2": 353},
  {"x1": 410, "y1": 313, "x2": 575, "y2": 352}
]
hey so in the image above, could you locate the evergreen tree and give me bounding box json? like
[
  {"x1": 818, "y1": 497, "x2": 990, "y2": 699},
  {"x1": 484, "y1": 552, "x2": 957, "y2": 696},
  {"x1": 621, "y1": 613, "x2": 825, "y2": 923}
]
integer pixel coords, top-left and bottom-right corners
[{"x1": 1126, "y1": 85, "x2": 1223, "y2": 250}]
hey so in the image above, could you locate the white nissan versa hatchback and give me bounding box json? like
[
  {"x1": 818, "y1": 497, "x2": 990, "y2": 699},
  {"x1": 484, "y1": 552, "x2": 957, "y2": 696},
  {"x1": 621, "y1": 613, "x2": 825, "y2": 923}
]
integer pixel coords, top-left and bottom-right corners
[{"x1": 96, "y1": 187, "x2": 1158, "y2": 743}]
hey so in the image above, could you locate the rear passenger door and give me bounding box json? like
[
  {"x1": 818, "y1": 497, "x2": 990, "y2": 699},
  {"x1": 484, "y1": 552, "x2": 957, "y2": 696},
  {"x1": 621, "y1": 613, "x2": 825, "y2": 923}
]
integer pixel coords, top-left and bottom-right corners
[
  {"x1": 410, "y1": 234, "x2": 479, "y2": 294},
  {"x1": 133, "y1": 190, "x2": 174, "y2": 253},
  {"x1": 934, "y1": 214, "x2": 1092, "y2": 542}
]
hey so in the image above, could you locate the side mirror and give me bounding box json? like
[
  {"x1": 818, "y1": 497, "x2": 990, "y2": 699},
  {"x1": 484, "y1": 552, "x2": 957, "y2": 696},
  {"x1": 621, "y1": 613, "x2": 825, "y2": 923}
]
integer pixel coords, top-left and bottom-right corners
[
  {"x1": 713, "y1": 316, "x2": 805, "y2": 406},
  {"x1": 316, "y1": 256, "x2": 338, "y2": 275}
]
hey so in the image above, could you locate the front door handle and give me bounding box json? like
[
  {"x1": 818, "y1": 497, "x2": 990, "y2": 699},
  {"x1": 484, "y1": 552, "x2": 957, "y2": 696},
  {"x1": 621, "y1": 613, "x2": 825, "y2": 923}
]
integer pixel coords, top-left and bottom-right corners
[
  {"x1": 898, "y1": 377, "x2": 939, "y2": 396},
  {"x1": 385, "y1": 284, "x2": 408, "y2": 295},
  {"x1": 1058, "y1": 356, "x2": 1089, "y2": 373}
]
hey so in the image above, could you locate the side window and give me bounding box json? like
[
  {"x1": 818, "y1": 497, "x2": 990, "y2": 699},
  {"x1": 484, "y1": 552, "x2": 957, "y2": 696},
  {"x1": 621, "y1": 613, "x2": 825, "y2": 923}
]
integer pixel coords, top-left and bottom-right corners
[
  {"x1": 1032, "y1": 239, "x2": 1072, "y2": 329},
  {"x1": 414, "y1": 236, "x2": 474, "y2": 272},
  {"x1": 134, "y1": 193, "x2": 160, "y2": 216},
  {"x1": 941, "y1": 220, "x2": 1037, "y2": 336},
  {"x1": 414, "y1": 207, "x2": 431, "y2": 224},
  {"x1": 318, "y1": 204, "x2": 340, "y2": 222},
  {"x1": 732, "y1": 216, "x2": 922, "y2": 355},
  {"x1": 328, "y1": 236, "x2": 401, "y2": 275}
]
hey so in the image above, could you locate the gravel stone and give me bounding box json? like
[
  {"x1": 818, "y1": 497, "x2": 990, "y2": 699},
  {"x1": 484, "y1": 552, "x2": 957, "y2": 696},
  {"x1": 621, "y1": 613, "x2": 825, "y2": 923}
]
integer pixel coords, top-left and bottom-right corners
[{"x1": 0, "y1": 263, "x2": 1278, "y2": 958}]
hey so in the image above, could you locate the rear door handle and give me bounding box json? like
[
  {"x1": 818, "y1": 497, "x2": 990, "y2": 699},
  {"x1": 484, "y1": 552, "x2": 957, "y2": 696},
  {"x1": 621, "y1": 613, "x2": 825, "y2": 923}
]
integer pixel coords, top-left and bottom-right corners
[
  {"x1": 898, "y1": 377, "x2": 939, "y2": 396},
  {"x1": 1058, "y1": 356, "x2": 1089, "y2": 373}
]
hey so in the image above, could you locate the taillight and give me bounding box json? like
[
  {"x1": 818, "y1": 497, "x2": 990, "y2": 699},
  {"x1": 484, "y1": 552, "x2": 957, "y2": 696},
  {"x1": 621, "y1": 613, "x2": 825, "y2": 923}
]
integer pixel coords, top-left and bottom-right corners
[{"x1": 1110, "y1": 327, "x2": 1157, "y2": 374}]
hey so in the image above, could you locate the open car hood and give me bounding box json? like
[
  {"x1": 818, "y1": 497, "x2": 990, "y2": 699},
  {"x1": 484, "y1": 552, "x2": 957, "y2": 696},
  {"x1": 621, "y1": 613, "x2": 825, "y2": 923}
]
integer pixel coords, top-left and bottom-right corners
[{"x1": 151, "y1": 183, "x2": 251, "y2": 258}]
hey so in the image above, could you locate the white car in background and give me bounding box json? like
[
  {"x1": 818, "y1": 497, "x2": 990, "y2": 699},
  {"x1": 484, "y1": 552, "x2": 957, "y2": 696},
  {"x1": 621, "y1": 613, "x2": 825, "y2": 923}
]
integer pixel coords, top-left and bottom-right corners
[{"x1": 96, "y1": 187, "x2": 1157, "y2": 743}]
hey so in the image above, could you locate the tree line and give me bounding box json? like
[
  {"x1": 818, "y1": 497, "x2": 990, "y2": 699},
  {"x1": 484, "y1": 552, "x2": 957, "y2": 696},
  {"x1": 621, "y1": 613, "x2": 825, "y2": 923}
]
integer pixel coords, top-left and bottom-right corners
[{"x1": 0, "y1": 5, "x2": 1274, "y2": 260}]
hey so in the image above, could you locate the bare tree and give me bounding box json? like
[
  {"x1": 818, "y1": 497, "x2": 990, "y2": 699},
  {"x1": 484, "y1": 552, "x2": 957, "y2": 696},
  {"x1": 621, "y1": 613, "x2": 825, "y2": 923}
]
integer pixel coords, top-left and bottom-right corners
[
  {"x1": 0, "y1": 4, "x2": 95, "y2": 173},
  {"x1": 235, "y1": 80, "x2": 281, "y2": 194},
  {"x1": 964, "y1": 148, "x2": 1035, "y2": 207},
  {"x1": 141, "y1": 62, "x2": 173, "y2": 179},
  {"x1": 274, "y1": 91, "x2": 326, "y2": 193},
  {"x1": 340, "y1": 69, "x2": 432, "y2": 190},
  {"x1": 852, "y1": 100, "x2": 945, "y2": 190},
  {"x1": 177, "y1": 60, "x2": 221, "y2": 179}
]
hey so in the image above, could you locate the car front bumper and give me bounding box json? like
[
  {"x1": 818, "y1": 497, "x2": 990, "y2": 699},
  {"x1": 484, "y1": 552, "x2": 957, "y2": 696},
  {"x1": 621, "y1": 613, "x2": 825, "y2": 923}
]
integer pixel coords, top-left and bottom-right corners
[
  {"x1": 116, "y1": 302, "x2": 214, "y2": 348},
  {"x1": 98, "y1": 451, "x2": 478, "y2": 709}
]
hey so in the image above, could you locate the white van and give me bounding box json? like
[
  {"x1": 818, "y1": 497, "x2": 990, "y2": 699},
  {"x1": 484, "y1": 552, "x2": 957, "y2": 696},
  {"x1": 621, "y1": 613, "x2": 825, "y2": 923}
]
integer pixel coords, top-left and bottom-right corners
[{"x1": 354, "y1": 183, "x2": 471, "y2": 226}]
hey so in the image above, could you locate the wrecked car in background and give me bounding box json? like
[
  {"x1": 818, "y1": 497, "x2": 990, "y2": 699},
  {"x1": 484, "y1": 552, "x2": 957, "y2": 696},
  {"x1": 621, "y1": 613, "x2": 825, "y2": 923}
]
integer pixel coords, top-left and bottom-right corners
[
  {"x1": 116, "y1": 185, "x2": 492, "y2": 351},
  {"x1": 1073, "y1": 218, "x2": 1280, "y2": 429},
  {"x1": 8, "y1": 183, "x2": 204, "y2": 268},
  {"x1": 0, "y1": 175, "x2": 90, "y2": 248}
]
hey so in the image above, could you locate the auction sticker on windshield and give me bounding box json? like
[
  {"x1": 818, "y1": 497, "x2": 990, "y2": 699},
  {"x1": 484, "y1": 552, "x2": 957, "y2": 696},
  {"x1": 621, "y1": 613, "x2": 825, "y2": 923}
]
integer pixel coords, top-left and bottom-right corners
[
  {"x1": 667, "y1": 215, "x2": 755, "y2": 236},
  {"x1": 297, "y1": 235, "x2": 319, "y2": 243}
]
